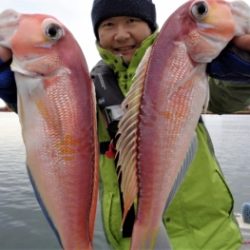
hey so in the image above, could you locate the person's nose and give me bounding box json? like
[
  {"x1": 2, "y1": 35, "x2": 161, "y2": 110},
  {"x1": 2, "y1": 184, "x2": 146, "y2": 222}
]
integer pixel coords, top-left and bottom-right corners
[{"x1": 114, "y1": 25, "x2": 130, "y2": 42}]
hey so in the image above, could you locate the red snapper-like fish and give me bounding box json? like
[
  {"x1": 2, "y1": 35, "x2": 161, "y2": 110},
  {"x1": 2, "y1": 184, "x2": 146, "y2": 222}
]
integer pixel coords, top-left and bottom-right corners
[
  {"x1": 0, "y1": 10, "x2": 98, "y2": 250},
  {"x1": 116, "y1": 0, "x2": 250, "y2": 249}
]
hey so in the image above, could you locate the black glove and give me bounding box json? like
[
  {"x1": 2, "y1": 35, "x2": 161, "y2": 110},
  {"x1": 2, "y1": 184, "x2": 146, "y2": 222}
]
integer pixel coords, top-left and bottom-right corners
[
  {"x1": 0, "y1": 58, "x2": 17, "y2": 110},
  {"x1": 207, "y1": 44, "x2": 250, "y2": 83}
]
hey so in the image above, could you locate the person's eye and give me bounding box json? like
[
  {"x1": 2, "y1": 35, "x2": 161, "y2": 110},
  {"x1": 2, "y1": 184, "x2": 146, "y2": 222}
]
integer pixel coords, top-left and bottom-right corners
[
  {"x1": 127, "y1": 17, "x2": 142, "y2": 25},
  {"x1": 101, "y1": 21, "x2": 114, "y2": 28},
  {"x1": 128, "y1": 18, "x2": 137, "y2": 23}
]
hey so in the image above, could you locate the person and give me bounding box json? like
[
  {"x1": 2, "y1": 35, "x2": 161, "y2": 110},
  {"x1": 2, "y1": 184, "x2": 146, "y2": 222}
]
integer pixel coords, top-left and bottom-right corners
[
  {"x1": 0, "y1": 0, "x2": 250, "y2": 249},
  {"x1": 90, "y1": 0, "x2": 250, "y2": 249}
]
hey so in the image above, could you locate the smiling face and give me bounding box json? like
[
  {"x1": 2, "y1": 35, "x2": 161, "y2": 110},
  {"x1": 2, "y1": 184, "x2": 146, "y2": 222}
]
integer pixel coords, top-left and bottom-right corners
[{"x1": 98, "y1": 16, "x2": 152, "y2": 64}]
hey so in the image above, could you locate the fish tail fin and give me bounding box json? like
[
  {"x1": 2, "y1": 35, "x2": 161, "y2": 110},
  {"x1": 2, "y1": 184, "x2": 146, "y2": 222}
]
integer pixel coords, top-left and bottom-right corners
[
  {"x1": 130, "y1": 221, "x2": 172, "y2": 250},
  {"x1": 154, "y1": 222, "x2": 172, "y2": 250},
  {"x1": 130, "y1": 222, "x2": 159, "y2": 250}
]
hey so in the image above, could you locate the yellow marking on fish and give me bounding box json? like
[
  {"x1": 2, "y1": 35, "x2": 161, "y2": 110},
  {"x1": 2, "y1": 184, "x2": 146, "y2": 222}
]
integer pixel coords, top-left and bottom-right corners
[
  {"x1": 56, "y1": 135, "x2": 80, "y2": 156},
  {"x1": 35, "y1": 99, "x2": 51, "y2": 121}
]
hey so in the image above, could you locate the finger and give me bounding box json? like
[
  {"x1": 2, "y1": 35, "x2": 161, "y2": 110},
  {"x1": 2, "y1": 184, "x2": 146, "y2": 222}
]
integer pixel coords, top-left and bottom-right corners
[
  {"x1": 0, "y1": 46, "x2": 12, "y2": 62},
  {"x1": 233, "y1": 35, "x2": 250, "y2": 51}
]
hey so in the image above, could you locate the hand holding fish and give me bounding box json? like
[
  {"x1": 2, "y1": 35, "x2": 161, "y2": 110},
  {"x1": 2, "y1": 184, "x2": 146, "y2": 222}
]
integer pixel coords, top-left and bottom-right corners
[
  {"x1": 0, "y1": 46, "x2": 11, "y2": 62},
  {"x1": 233, "y1": 34, "x2": 250, "y2": 51}
]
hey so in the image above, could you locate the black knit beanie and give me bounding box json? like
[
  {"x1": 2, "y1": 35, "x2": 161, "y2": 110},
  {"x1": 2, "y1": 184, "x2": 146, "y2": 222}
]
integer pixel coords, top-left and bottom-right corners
[{"x1": 91, "y1": 0, "x2": 157, "y2": 40}]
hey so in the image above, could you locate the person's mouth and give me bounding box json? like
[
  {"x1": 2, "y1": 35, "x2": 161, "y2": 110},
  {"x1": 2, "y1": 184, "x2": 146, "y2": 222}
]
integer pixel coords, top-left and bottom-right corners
[{"x1": 114, "y1": 45, "x2": 136, "y2": 56}]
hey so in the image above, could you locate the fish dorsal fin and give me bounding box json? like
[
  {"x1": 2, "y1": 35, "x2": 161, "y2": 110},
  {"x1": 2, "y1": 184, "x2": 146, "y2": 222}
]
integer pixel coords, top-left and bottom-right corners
[{"x1": 116, "y1": 46, "x2": 152, "y2": 224}]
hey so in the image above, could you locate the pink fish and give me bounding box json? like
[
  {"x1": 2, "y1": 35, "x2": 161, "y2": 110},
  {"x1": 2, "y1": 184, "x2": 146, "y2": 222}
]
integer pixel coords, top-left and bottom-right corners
[
  {"x1": 116, "y1": 0, "x2": 250, "y2": 249},
  {"x1": 0, "y1": 10, "x2": 98, "y2": 250}
]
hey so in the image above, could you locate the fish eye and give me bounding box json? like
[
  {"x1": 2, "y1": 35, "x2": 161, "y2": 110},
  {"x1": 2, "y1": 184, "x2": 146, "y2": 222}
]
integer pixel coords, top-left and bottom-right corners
[
  {"x1": 45, "y1": 23, "x2": 64, "y2": 40},
  {"x1": 42, "y1": 18, "x2": 64, "y2": 41},
  {"x1": 190, "y1": 1, "x2": 208, "y2": 20}
]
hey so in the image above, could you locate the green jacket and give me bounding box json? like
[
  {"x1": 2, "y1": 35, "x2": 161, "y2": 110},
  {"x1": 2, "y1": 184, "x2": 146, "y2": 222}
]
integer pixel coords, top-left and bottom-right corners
[{"x1": 92, "y1": 33, "x2": 250, "y2": 249}]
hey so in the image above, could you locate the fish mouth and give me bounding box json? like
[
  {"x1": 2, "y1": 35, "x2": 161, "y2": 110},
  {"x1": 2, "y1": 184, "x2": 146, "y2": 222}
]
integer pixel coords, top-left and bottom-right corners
[
  {"x1": 11, "y1": 57, "x2": 39, "y2": 77},
  {"x1": 11, "y1": 55, "x2": 69, "y2": 78}
]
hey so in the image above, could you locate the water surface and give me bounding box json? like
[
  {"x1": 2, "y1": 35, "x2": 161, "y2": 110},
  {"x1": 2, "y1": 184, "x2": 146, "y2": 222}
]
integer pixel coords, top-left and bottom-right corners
[{"x1": 0, "y1": 112, "x2": 249, "y2": 249}]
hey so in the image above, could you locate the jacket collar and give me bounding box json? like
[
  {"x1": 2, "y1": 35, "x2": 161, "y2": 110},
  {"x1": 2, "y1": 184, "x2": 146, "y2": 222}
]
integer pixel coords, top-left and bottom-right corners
[{"x1": 96, "y1": 32, "x2": 158, "y2": 94}]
